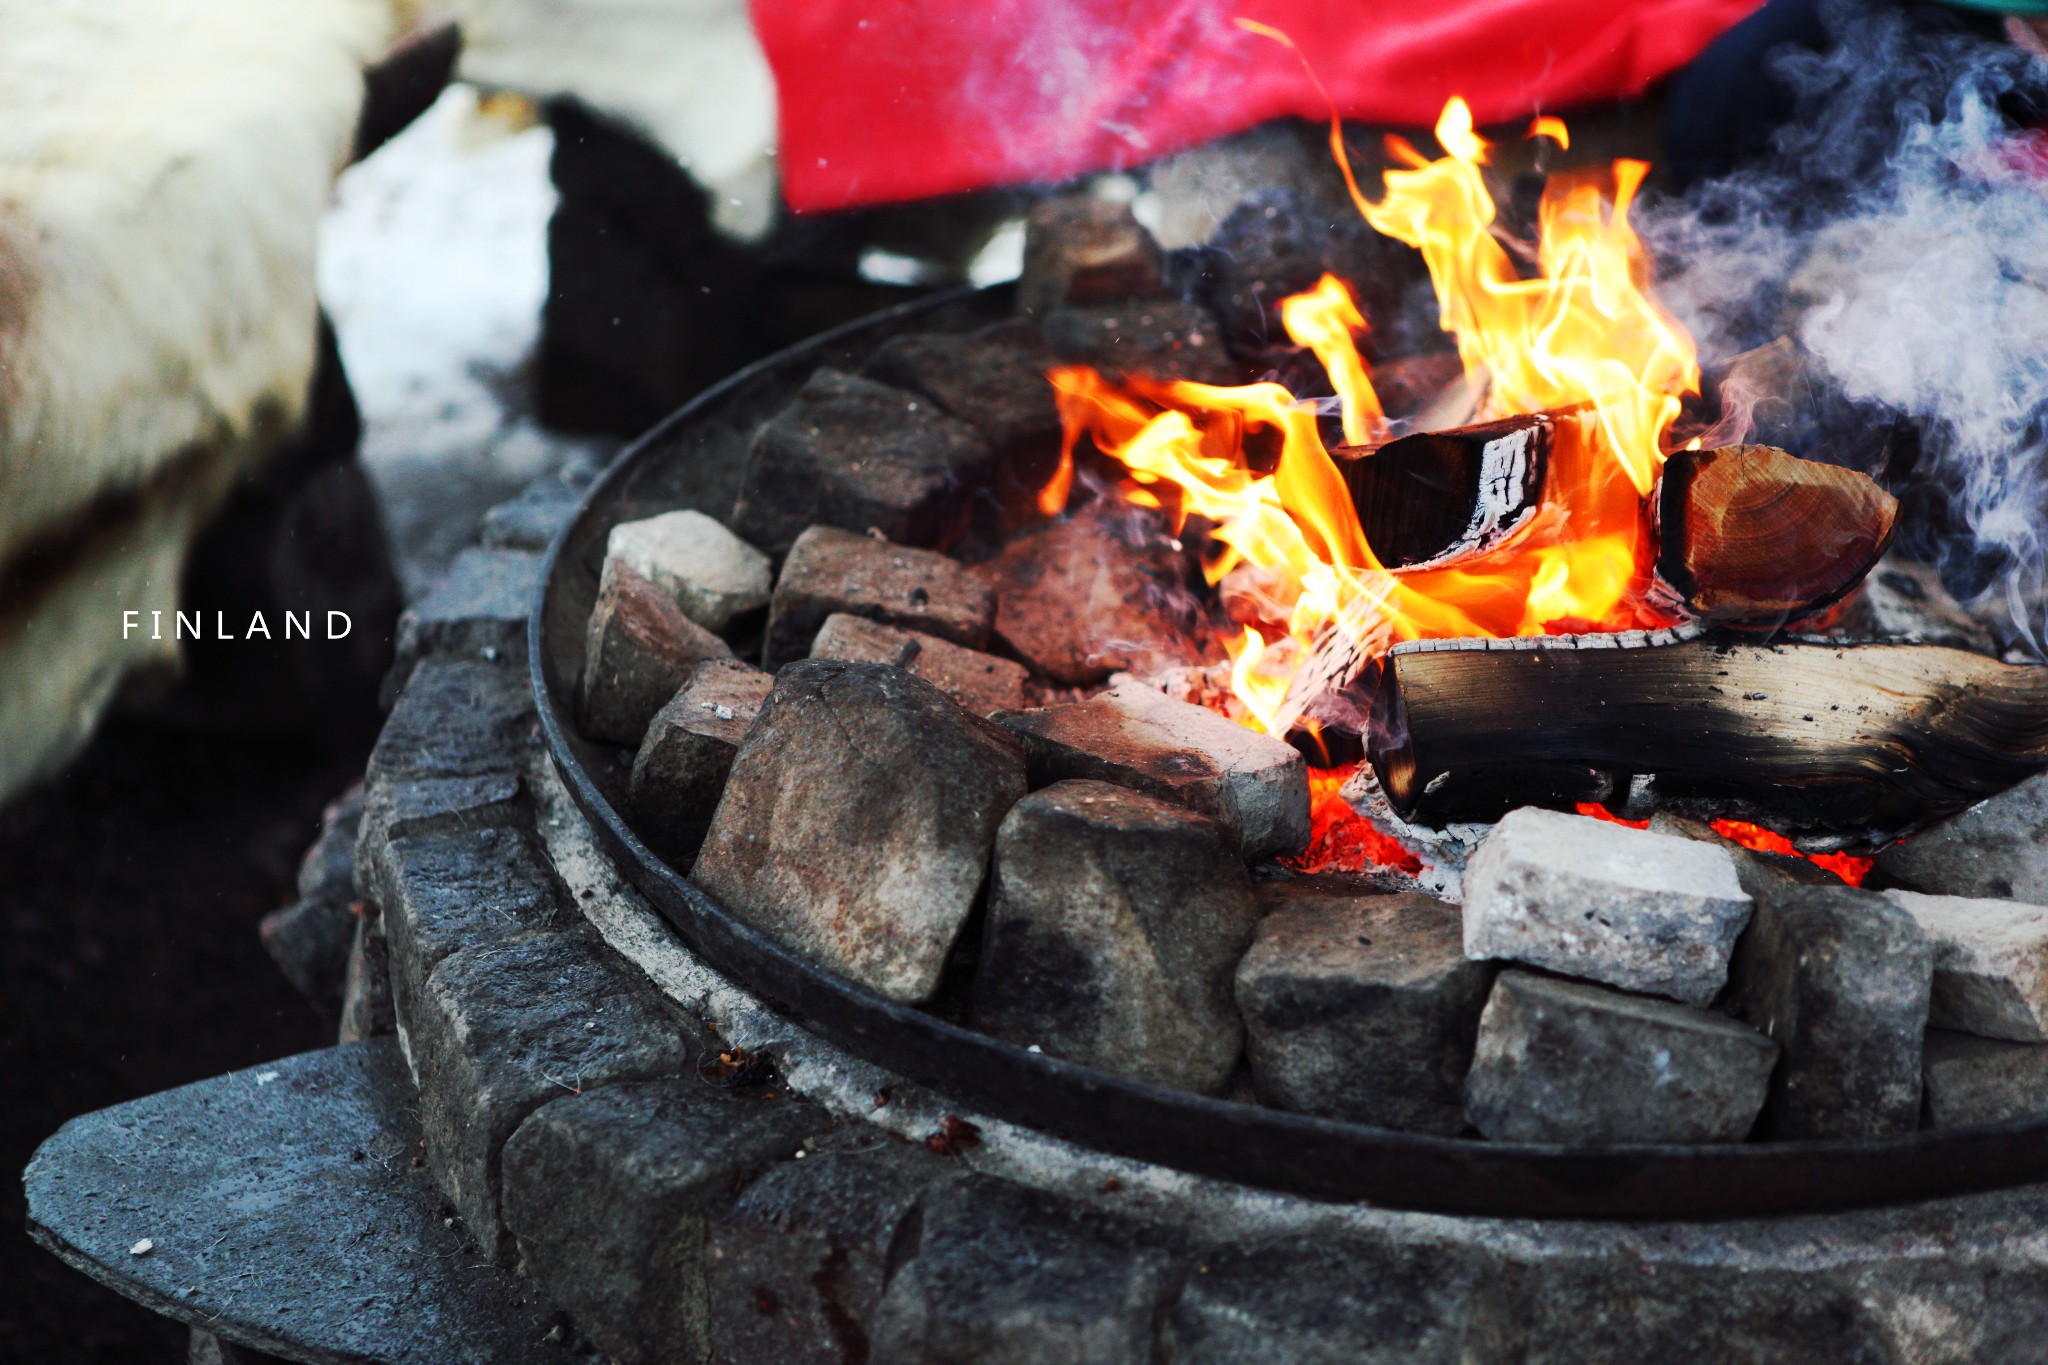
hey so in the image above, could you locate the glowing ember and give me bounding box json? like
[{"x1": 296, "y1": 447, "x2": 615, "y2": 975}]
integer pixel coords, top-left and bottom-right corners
[
  {"x1": 1044, "y1": 96, "x2": 1698, "y2": 747},
  {"x1": 1572, "y1": 803, "x2": 1874, "y2": 887},
  {"x1": 1284, "y1": 765, "x2": 1423, "y2": 877}
]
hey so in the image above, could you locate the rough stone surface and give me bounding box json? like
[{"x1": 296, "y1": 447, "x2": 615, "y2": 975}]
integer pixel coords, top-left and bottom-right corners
[
  {"x1": 375, "y1": 826, "x2": 567, "y2": 1043},
  {"x1": 972, "y1": 780, "x2": 1259, "y2": 1094},
  {"x1": 1884, "y1": 889, "x2": 2048, "y2": 1041},
  {"x1": 365, "y1": 657, "x2": 535, "y2": 787},
  {"x1": 708, "y1": 1135, "x2": 954, "y2": 1365},
  {"x1": 1878, "y1": 768, "x2": 2048, "y2": 902},
  {"x1": 1164, "y1": 1235, "x2": 1492, "y2": 1364},
  {"x1": 694, "y1": 661, "x2": 1028, "y2": 1004},
  {"x1": 864, "y1": 321, "x2": 1065, "y2": 528},
  {"x1": 390, "y1": 546, "x2": 543, "y2": 693},
  {"x1": 259, "y1": 786, "x2": 364, "y2": 1018},
  {"x1": 1725, "y1": 876, "x2": 1934, "y2": 1138},
  {"x1": 1464, "y1": 970, "x2": 1779, "y2": 1145},
  {"x1": 1923, "y1": 1029, "x2": 2048, "y2": 1127},
  {"x1": 409, "y1": 929, "x2": 697, "y2": 1263},
  {"x1": 984, "y1": 502, "x2": 1198, "y2": 685},
  {"x1": 578, "y1": 561, "x2": 736, "y2": 744},
  {"x1": 871, "y1": 1175, "x2": 1176, "y2": 1365},
  {"x1": 336, "y1": 910, "x2": 393, "y2": 1045},
  {"x1": 732, "y1": 367, "x2": 996, "y2": 555},
  {"x1": 501, "y1": 1078, "x2": 827, "y2": 1365},
  {"x1": 763, "y1": 525, "x2": 997, "y2": 671},
  {"x1": 996, "y1": 685, "x2": 1310, "y2": 859},
  {"x1": 1838, "y1": 552, "x2": 1997, "y2": 653},
  {"x1": 1461, "y1": 806, "x2": 1753, "y2": 1007},
  {"x1": 602, "y1": 508, "x2": 772, "y2": 632},
  {"x1": 627, "y1": 658, "x2": 775, "y2": 865},
  {"x1": 811, "y1": 612, "x2": 1028, "y2": 715},
  {"x1": 1235, "y1": 891, "x2": 1491, "y2": 1133},
  {"x1": 1039, "y1": 299, "x2": 1239, "y2": 386},
  {"x1": 480, "y1": 473, "x2": 588, "y2": 552},
  {"x1": 24, "y1": 1041, "x2": 579, "y2": 1365},
  {"x1": 1017, "y1": 196, "x2": 1167, "y2": 316}
]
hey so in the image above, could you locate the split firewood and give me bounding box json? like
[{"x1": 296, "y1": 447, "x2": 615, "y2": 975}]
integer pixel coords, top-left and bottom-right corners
[
  {"x1": 1331, "y1": 412, "x2": 1551, "y2": 570},
  {"x1": 1656, "y1": 444, "x2": 1897, "y2": 624},
  {"x1": 1368, "y1": 625, "x2": 2048, "y2": 830}
]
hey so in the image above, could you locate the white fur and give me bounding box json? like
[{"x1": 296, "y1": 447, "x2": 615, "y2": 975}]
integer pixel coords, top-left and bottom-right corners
[
  {"x1": 0, "y1": 0, "x2": 396, "y2": 800},
  {"x1": 442, "y1": 0, "x2": 779, "y2": 239}
]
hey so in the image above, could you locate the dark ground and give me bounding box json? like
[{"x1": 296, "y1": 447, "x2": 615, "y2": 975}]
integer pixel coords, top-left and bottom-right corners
[{"x1": 0, "y1": 718, "x2": 359, "y2": 1361}]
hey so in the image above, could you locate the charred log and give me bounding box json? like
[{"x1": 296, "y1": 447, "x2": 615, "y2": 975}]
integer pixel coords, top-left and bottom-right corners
[
  {"x1": 1332, "y1": 413, "x2": 1550, "y2": 570},
  {"x1": 1657, "y1": 444, "x2": 1897, "y2": 623},
  {"x1": 1369, "y1": 626, "x2": 2048, "y2": 831}
]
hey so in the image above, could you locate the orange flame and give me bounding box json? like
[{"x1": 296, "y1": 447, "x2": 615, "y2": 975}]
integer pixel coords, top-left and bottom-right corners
[{"x1": 1045, "y1": 97, "x2": 1695, "y2": 737}]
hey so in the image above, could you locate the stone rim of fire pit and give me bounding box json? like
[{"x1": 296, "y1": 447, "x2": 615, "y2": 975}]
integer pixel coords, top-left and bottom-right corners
[{"x1": 531, "y1": 282, "x2": 2048, "y2": 1217}]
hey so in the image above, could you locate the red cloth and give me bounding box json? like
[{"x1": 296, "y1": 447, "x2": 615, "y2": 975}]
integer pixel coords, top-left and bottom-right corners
[{"x1": 754, "y1": 0, "x2": 1764, "y2": 212}]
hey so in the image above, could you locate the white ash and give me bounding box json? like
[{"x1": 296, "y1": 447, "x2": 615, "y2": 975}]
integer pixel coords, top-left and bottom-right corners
[{"x1": 1337, "y1": 765, "x2": 1487, "y2": 903}]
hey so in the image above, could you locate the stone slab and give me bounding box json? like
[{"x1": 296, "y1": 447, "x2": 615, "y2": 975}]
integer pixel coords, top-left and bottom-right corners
[
  {"x1": 23, "y1": 1041, "x2": 579, "y2": 1365},
  {"x1": 1924, "y1": 1030, "x2": 2048, "y2": 1128},
  {"x1": 389, "y1": 547, "x2": 543, "y2": 696},
  {"x1": 810, "y1": 612, "x2": 1028, "y2": 716},
  {"x1": 628, "y1": 659, "x2": 775, "y2": 865},
  {"x1": 1878, "y1": 769, "x2": 2048, "y2": 902},
  {"x1": 364, "y1": 658, "x2": 534, "y2": 788},
  {"x1": 1886, "y1": 889, "x2": 2048, "y2": 1041},
  {"x1": 1461, "y1": 806, "x2": 1752, "y2": 1007},
  {"x1": 763, "y1": 525, "x2": 996, "y2": 672}
]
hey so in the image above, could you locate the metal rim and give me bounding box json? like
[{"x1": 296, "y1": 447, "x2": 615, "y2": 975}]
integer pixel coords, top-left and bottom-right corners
[{"x1": 531, "y1": 286, "x2": 2048, "y2": 1219}]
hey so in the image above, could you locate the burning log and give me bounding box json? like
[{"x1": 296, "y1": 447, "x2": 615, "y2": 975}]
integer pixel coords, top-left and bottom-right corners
[
  {"x1": 1369, "y1": 626, "x2": 2048, "y2": 830},
  {"x1": 1331, "y1": 413, "x2": 1552, "y2": 570},
  {"x1": 1656, "y1": 444, "x2": 1898, "y2": 624}
]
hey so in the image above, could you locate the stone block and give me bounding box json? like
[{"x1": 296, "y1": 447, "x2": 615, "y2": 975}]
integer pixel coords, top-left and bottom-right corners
[
  {"x1": 628, "y1": 659, "x2": 775, "y2": 865},
  {"x1": 1464, "y1": 970, "x2": 1778, "y2": 1145},
  {"x1": 1884, "y1": 890, "x2": 2048, "y2": 1041},
  {"x1": 1461, "y1": 806, "x2": 1752, "y2": 1007},
  {"x1": 731, "y1": 368, "x2": 996, "y2": 555},
  {"x1": 480, "y1": 474, "x2": 586, "y2": 552},
  {"x1": 578, "y1": 562, "x2": 736, "y2": 745},
  {"x1": 602, "y1": 508, "x2": 772, "y2": 633},
  {"x1": 870, "y1": 1175, "x2": 1176, "y2": 1365},
  {"x1": 500, "y1": 1078, "x2": 826, "y2": 1365},
  {"x1": 338, "y1": 911, "x2": 394, "y2": 1045},
  {"x1": 1016, "y1": 196, "x2": 1166, "y2": 316},
  {"x1": 1725, "y1": 878, "x2": 1933, "y2": 1138},
  {"x1": 1038, "y1": 300, "x2": 1239, "y2": 386},
  {"x1": 1879, "y1": 770, "x2": 2048, "y2": 903},
  {"x1": 1235, "y1": 891, "x2": 1491, "y2": 1133},
  {"x1": 995, "y1": 685, "x2": 1310, "y2": 859},
  {"x1": 811, "y1": 613, "x2": 1027, "y2": 715},
  {"x1": 390, "y1": 547, "x2": 543, "y2": 692},
  {"x1": 984, "y1": 502, "x2": 1197, "y2": 685},
  {"x1": 260, "y1": 787, "x2": 364, "y2": 1018},
  {"x1": 864, "y1": 321, "x2": 1065, "y2": 526},
  {"x1": 762, "y1": 525, "x2": 996, "y2": 671},
  {"x1": 376, "y1": 826, "x2": 567, "y2": 1044},
  {"x1": 971, "y1": 780, "x2": 1259, "y2": 1093},
  {"x1": 410, "y1": 930, "x2": 696, "y2": 1263},
  {"x1": 1923, "y1": 1030, "x2": 2048, "y2": 1127},
  {"x1": 367, "y1": 658, "x2": 535, "y2": 787},
  {"x1": 694, "y1": 661, "x2": 1028, "y2": 1003}
]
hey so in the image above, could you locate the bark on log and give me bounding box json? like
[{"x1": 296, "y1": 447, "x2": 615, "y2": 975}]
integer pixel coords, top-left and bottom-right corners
[
  {"x1": 1368, "y1": 626, "x2": 2048, "y2": 831},
  {"x1": 1332, "y1": 413, "x2": 1550, "y2": 570},
  {"x1": 1656, "y1": 444, "x2": 1897, "y2": 623}
]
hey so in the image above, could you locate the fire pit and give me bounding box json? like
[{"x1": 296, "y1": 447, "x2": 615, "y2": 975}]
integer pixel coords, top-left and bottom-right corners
[{"x1": 530, "y1": 100, "x2": 2048, "y2": 1219}]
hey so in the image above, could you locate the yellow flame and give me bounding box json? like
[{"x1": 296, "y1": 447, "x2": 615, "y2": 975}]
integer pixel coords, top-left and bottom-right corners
[{"x1": 1280, "y1": 274, "x2": 1387, "y2": 446}]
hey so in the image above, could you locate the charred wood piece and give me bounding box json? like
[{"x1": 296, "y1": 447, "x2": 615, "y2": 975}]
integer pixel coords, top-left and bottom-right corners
[
  {"x1": 1657, "y1": 444, "x2": 1898, "y2": 624},
  {"x1": 1368, "y1": 626, "x2": 2048, "y2": 831},
  {"x1": 1332, "y1": 413, "x2": 1549, "y2": 570}
]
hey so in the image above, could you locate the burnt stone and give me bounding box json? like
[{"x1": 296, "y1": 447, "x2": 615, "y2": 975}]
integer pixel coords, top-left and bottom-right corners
[
  {"x1": 763, "y1": 525, "x2": 996, "y2": 672},
  {"x1": 870, "y1": 1175, "x2": 1176, "y2": 1365},
  {"x1": 578, "y1": 562, "x2": 736, "y2": 745},
  {"x1": 984, "y1": 502, "x2": 1198, "y2": 685},
  {"x1": 500, "y1": 1078, "x2": 827, "y2": 1365},
  {"x1": 994, "y1": 685, "x2": 1310, "y2": 859},
  {"x1": 694, "y1": 661, "x2": 1028, "y2": 1004},
  {"x1": 810, "y1": 613, "x2": 1028, "y2": 715},
  {"x1": 1464, "y1": 971, "x2": 1779, "y2": 1145},
  {"x1": 260, "y1": 787, "x2": 364, "y2": 1018},
  {"x1": 1017, "y1": 196, "x2": 1166, "y2": 316},
  {"x1": 731, "y1": 368, "x2": 996, "y2": 556},
  {"x1": 628, "y1": 659, "x2": 775, "y2": 865},
  {"x1": 1878, "y1": 769, "x2": 2048, "y2": 903},
  {"x1": 409, "y1": 930, "x2": 698, "y2": 1263},
  {"x1": 865, "y1": 321, "x2": 1066, "y2": 528},
  {"x1": 1235, "y1": 891, "x2": 1491, "y2": 1134},
  {"x1": 1725, "y1": 877, "x2": 1934, "y2": 1139},
  {"x1": 1923, "y1": 1030, "x2": 2048, "y2": 1127},
  {"x1": 389, "y1": 548, "x2": 542, "y2": 695},
  {"x1": 1038, "y1": 299, "x2": 1240, "y2": 387},
  {"x1": 971, "y1": 780, "x2": 1258, "y2": 1094}
]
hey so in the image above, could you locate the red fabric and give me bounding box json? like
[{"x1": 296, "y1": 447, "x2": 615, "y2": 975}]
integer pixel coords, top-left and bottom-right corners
[{"x1": 753, "y1": 0, "x2": 1763, "y2": 212}]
